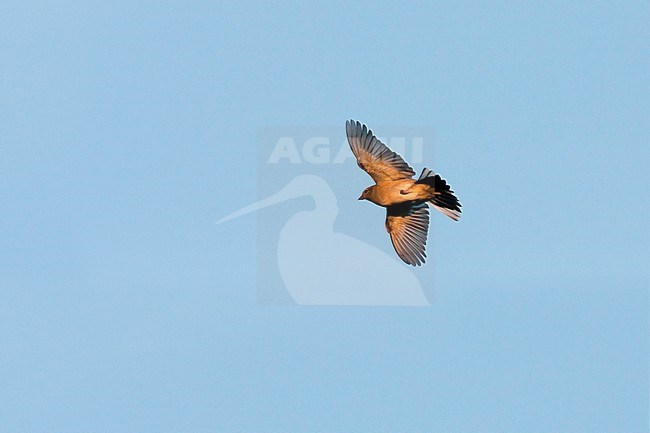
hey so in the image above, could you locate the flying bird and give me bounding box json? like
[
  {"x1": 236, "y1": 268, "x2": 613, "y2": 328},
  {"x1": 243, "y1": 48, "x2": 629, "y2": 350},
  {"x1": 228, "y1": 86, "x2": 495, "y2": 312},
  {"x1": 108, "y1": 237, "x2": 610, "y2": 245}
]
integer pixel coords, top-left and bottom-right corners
[{"x1": 346, "y1": 119, "x2": 462, "y2": 266}]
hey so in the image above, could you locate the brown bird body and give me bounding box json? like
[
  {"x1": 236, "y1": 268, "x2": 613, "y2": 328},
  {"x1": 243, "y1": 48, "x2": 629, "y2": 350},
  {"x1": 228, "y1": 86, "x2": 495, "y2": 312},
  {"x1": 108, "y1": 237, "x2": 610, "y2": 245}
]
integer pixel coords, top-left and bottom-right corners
[
  {"x1": 346, "y1": 120, "x2": 462, "y2": 266},
  {"x1": 360, "y1": 180, "x2": 435, "y2": 207}
]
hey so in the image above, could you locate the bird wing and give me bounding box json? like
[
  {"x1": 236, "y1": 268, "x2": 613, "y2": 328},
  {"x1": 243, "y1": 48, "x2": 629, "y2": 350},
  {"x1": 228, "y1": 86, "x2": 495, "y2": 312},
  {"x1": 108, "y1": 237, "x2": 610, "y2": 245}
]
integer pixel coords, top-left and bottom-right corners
[
  {"x1": 346, "y1": 120, "x2": 415, "y2": 183},
  {"x1": 385, "y1": 202, "x2": 430, "y2": 266}
]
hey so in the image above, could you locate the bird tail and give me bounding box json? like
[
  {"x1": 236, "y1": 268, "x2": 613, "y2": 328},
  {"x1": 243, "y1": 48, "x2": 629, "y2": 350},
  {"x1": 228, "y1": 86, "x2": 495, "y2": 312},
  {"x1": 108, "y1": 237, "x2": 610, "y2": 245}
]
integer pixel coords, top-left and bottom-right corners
[{"x1": 415, "y1": 168, "x2": 462, "y2": 221}]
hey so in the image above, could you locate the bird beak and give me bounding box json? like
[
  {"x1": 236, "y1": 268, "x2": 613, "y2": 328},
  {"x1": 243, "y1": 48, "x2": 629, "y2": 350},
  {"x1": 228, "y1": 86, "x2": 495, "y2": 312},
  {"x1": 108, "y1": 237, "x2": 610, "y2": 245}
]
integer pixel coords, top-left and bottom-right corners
[{"x1": 217, "y1": 186, "x2": 299, "y2": 224}]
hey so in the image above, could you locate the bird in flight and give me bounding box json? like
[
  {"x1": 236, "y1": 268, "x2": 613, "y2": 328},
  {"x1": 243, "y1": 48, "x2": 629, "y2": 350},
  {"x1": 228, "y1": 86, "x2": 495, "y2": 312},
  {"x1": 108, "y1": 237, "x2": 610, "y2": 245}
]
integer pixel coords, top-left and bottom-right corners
[{"x1": 346, "y1": 119, "x2": 461, "y2": 266}]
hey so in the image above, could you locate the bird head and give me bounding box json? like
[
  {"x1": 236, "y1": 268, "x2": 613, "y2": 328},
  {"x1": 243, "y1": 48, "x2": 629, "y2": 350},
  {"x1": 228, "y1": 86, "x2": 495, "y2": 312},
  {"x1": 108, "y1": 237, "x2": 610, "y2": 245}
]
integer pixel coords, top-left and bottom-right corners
[
  {"x1": 358, "y1": 186, "x2": 372, "y2": 201},
  {"x1": 216, "y1": 175, "x2": 337, "y2": 224}
]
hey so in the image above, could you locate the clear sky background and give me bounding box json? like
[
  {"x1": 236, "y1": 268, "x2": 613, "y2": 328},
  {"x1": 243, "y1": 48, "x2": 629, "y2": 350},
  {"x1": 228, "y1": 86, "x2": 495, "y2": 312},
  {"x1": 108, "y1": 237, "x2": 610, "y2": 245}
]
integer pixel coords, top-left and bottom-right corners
[{"x1": 1, "y1": 1, "x2": 648, "y2": 432}]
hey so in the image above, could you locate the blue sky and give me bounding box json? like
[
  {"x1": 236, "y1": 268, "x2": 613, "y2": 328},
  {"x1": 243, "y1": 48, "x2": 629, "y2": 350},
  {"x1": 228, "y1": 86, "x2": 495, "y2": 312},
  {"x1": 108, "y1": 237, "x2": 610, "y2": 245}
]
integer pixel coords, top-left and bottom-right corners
[{"x1": 1, "y1": 1, "x2": 648, "y2": 432}]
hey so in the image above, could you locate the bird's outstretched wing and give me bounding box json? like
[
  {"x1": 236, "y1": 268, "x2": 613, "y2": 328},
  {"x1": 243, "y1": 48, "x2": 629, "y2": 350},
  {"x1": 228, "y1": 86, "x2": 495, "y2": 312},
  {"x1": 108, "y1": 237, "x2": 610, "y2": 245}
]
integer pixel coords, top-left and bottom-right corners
[
  {"x1": 385, "y1": 202, "x2": 430, "y2": 266},
  {"x1": 346, "y1": 120, "x2": 415, "y2": 183}
]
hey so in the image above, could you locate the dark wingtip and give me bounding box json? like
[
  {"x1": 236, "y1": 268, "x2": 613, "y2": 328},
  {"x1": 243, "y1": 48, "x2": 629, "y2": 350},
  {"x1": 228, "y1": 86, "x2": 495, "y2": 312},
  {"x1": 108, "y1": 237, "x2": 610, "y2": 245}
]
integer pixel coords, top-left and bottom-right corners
[
  {"x1": 346, "y1": 119, "x2": 363, "y2": 138},
  {"x1": 345, "y1": 120, "x2": 356, "y2": 139}
]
